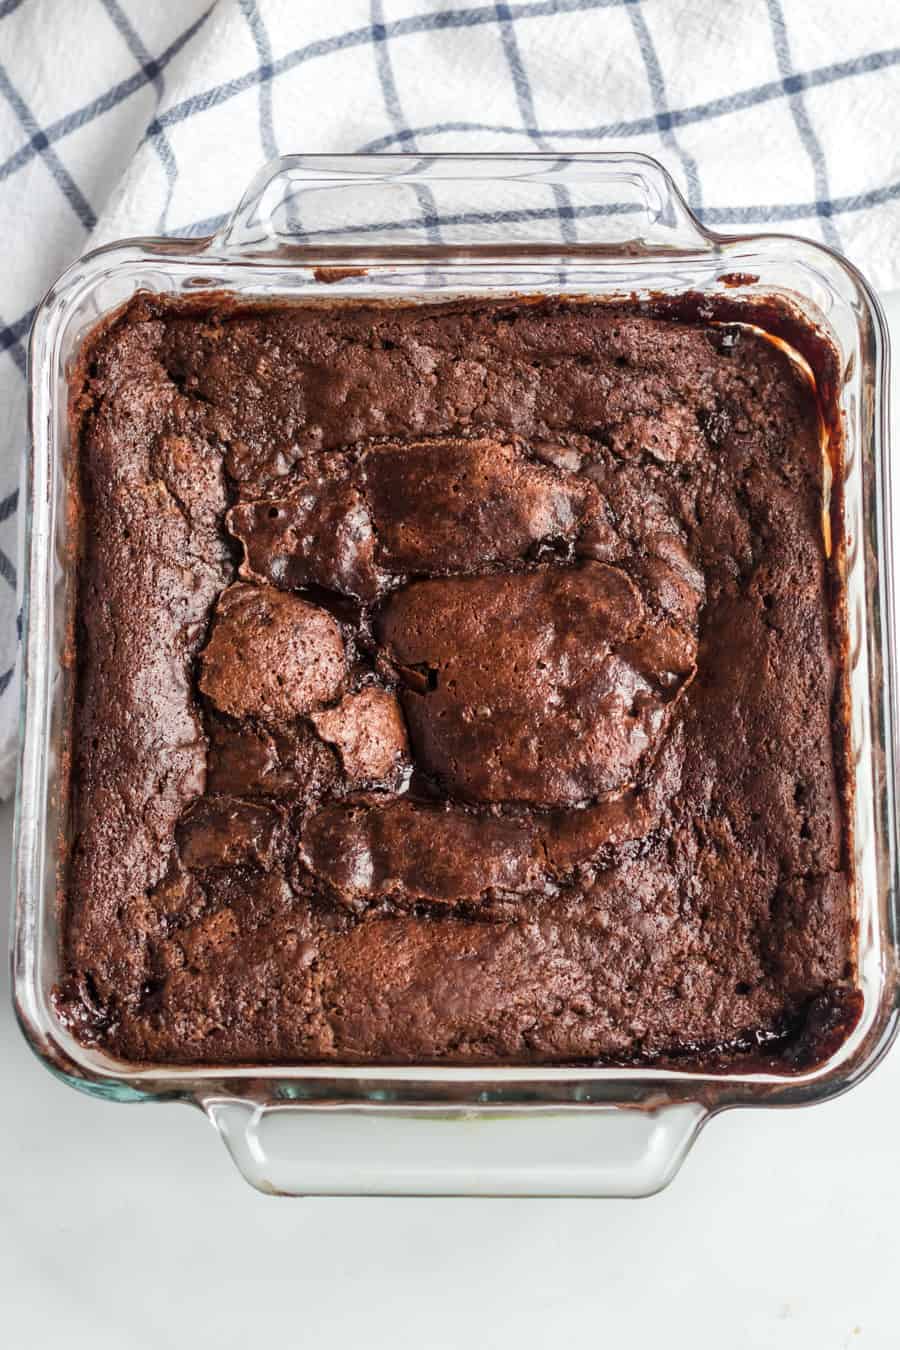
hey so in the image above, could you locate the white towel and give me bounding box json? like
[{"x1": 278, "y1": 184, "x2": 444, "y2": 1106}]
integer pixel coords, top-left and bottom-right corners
[{"x1": 1, "y1": 0, "x2": 898, "y2": 798}]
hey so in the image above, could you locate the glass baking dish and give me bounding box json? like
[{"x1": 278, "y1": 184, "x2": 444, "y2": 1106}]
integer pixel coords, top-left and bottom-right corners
[{"x1": 12, "y1": 153, "x2": 899, "y2": 1197}]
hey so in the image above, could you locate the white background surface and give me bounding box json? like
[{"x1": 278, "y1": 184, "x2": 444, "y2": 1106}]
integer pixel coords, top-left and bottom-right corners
[{"x1": 3, "y1": 294, "x2": 899, "y2": 1350}]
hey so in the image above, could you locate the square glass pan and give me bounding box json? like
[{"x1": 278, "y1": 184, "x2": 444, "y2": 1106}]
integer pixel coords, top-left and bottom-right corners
[{"x1": 13, "y1": 154, "x2": 899, "y2": 1196}]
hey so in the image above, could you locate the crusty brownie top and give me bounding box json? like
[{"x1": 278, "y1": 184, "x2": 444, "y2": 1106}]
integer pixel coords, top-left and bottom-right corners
[{"x1": 57, "y1": 296, "x2": 855, "y2": 1067}]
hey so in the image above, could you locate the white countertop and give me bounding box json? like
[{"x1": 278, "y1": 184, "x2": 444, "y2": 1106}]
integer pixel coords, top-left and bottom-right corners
[{"x1": 5, "y1": 294, "x2": 899, "y2": 1350}]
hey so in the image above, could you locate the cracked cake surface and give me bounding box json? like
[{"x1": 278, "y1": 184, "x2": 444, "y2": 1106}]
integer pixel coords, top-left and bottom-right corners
[{"x1": 58, "y1": 295, "x2": 855, "y2": 1066}]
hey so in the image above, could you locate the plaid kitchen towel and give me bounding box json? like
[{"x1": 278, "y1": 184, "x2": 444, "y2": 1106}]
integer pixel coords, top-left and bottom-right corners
[{"x1": 1, "y1": 0, "x2": 898, "y2": 798}]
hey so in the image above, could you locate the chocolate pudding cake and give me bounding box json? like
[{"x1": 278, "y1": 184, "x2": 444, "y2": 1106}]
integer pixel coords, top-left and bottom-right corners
[{"x1": 57, "y1": 296, "x2": 855, "y2": 1066}]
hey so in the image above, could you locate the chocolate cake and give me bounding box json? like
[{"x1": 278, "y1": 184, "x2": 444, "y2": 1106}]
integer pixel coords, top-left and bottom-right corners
[{"x1": 57, "y1": 296, "x2": 855, "y2": 1066}]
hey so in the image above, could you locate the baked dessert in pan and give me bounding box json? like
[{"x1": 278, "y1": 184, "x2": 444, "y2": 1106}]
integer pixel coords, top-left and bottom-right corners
[{"x1": 58, "y1": 295, "x2": 855, "y2": 1067}]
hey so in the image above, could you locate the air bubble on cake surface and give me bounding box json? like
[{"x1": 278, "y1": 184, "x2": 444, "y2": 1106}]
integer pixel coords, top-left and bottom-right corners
[
  {"x1": 362, "y1": 437, "x2": 597, "y2": 573},
  {"x1": 227, "y1": 469, "x2": 383, "y2": 601},
  {"x1": 299, "y1": 798, "x2": 543, "y2": 907},
  {"x1": 198, "y1": 582, "x2": 345, "y2": 723},
  {"x1": 300, "y1": 788, "x2": 669, "y2": 907},
  {"x1": 380, "y1": 560, "x2": 697, "y2": 807},
  {"x1": 310, "y1": 687, "x2": 409, "y2": 788}
]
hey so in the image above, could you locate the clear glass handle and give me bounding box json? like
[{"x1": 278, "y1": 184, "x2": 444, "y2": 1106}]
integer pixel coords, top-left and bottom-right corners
[
  {"x1": 204, "y1": 1098, "x2": 709, "y2": 1198},
  {"x1": 212, "y1": 152, "x2": 717, "y2": 256}
]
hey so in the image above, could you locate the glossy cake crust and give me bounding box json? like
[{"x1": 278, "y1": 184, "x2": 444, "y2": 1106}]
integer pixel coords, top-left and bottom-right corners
[{"x1": 58, "y1": 296, "x2": 854, "y2": 1066}]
